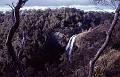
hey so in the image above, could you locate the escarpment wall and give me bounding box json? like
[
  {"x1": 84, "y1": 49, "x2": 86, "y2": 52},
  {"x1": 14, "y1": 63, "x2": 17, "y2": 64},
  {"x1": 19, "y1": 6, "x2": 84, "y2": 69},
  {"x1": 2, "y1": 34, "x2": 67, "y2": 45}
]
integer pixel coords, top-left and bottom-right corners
[{"x1": 0, "y1": 8, "x2": 118, "y2": 77}]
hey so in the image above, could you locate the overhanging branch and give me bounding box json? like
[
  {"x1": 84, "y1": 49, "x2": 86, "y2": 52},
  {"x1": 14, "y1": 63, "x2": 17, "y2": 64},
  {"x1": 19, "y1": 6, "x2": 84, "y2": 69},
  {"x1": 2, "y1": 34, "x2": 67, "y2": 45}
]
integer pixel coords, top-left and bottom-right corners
[{"x1": 88, "y1": 3, "x2": 120, "y2": 77}]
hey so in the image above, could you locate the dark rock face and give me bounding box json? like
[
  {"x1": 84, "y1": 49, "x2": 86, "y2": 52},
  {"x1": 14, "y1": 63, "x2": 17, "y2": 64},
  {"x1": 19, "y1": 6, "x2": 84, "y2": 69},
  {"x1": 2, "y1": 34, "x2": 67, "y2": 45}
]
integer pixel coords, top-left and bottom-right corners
[
  {"x1": 43, "y1": 32, "x2": 65, "y2": 64},
  {"x1": 25, "y1": 32, "x2": 65, "y2": 71}
]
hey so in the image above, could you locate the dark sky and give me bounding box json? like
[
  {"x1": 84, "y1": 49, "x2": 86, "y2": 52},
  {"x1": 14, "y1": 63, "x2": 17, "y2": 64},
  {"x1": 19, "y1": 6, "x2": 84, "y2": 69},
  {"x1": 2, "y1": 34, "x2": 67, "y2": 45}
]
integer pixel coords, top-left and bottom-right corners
[{"x1": 0, "y1": 0, "x2": 91, "y2": 6}]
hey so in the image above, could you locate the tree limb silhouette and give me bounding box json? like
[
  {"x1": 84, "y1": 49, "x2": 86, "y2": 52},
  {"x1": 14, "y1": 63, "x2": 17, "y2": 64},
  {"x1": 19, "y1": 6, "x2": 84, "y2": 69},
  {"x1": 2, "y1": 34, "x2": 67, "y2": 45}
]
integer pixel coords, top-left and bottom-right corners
[
  {"x1": 88, "y1": 3, "x2": 120, "y2": 77},
  {"x1": 5, "y1": 0, "x2": 28, "y2": 77}
]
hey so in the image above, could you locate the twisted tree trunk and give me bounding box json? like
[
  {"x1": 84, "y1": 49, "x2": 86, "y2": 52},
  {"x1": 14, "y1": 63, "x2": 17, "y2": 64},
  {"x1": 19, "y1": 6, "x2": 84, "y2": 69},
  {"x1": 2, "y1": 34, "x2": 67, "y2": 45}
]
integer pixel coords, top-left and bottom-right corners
[
  {"x1": 88, "y1": 3, "x2": 120, "y2": 77},
  {"x1": 5, "y1": 0, "x2": 28, "y2": 77}
]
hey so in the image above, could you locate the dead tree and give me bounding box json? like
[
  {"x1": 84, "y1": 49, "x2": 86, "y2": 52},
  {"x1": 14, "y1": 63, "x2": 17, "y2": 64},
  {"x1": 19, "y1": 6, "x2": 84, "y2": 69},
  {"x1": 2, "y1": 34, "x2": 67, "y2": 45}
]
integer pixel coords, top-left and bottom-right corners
[
  {"x1": 5, "y1": 0, "x2": 28, "y2": 77},
  {"x1": 88, "y1": 2, "x2": 120, "y2": 77}
]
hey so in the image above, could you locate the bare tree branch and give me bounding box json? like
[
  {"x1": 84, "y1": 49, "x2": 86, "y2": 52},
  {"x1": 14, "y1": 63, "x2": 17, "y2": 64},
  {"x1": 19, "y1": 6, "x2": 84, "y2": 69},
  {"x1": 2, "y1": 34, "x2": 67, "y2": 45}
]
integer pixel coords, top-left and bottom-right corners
[
  {"x1": 6, "y1": 4, "x2": 14, "y2": 10},
  {"x1": 5, "y1": 0, "x2": 28, "y2": 77},
  {"x1": 6, "y1": 3, "x2": 16, "y2": 23},
  {"x1": 93, "y1": 0, "x2": 120, "y2": 9},
  {"x1": 18, "y1": 29, "x2": 26, "y2": 60},
  {"x1": 88, "y1": 3, "x2": 120, "y2": 77}
]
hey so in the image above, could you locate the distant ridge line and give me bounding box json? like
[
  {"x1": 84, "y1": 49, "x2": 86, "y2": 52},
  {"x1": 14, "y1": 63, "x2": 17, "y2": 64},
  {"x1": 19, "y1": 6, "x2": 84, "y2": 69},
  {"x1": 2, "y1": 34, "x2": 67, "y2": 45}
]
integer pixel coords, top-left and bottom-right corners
[{"x1": 0, "y1": 5, "x2": 115, "y2": 12}]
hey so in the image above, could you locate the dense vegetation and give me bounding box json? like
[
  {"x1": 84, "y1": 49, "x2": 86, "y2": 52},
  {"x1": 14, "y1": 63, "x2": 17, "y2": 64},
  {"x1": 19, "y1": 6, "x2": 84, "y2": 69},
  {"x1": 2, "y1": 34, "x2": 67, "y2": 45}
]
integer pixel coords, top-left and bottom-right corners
[{"x1": 0, "y1": 8, "x2": 120, "y2": 77}]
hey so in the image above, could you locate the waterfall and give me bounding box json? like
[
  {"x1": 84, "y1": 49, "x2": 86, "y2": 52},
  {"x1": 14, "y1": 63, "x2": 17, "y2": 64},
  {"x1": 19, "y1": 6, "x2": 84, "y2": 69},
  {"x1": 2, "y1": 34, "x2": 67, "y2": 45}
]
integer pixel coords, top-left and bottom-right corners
[{"x1": 65, "y1": 34, "x2": 77, "y2": 61}]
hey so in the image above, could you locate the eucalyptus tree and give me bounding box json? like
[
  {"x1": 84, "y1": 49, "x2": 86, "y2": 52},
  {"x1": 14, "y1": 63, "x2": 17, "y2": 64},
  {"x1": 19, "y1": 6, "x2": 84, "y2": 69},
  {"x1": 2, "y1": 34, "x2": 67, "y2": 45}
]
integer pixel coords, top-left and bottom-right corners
[
  {"x1": 6, "y1": 0, "x2": 28, "y2": 77},
  {"x1": 89, "y1": 0, "x2": 120, "y2": 77}
]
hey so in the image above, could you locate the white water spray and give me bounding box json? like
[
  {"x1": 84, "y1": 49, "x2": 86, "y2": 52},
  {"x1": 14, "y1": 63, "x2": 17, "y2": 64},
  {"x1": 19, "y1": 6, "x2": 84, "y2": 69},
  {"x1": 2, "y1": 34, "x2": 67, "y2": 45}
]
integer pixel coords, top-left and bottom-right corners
[{"x1": 65, "y1": 34, "x2": 77, "y2": 61}]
